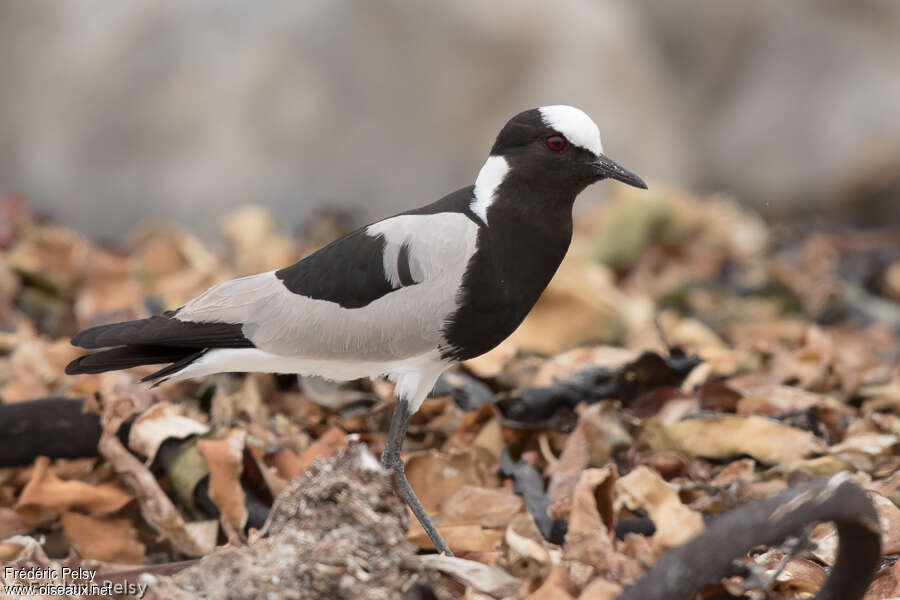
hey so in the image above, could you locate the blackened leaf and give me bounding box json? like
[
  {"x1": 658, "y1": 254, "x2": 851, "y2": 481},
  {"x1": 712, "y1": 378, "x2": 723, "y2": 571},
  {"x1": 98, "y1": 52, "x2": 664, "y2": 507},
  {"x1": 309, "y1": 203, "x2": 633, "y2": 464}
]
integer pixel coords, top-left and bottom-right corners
[
  {"x1": 498, "y1": 349, "x2": 702, "y2": 425},
  {"x1": 498, "y1": 445, "x2": 567, "y2": 544}
]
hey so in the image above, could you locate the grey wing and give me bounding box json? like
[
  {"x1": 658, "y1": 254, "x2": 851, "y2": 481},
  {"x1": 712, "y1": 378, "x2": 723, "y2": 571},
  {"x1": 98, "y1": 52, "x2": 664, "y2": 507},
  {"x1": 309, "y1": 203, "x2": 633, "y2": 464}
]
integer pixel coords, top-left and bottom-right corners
[{"x1": 175, "y1": 211, "x2": 480, "y2": 361}]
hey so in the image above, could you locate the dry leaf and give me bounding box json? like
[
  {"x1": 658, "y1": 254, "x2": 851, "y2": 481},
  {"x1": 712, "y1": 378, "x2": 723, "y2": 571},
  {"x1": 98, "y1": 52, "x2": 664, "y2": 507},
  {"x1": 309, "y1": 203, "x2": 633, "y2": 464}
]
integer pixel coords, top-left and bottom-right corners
[
  {"x1": 562, "y1": 464, "x2": 645, "y2": 585},
  {"x1": 128, "y1": 401, "x2": 209, "y2": 462},
  {"x1": 644, "y1": 415, "x2": 826, "y2": 465},
  {"x1": 809, "y1": 522, "x2": 839, "y2": 565},
  {"x1": 60, "y1": 511, "x2": 145, "y2": 564},
  {"x1": 420, "y1": 555, "x2": 520, "y2": 597},
  {"x1": 710, "y1": 458, "x2": 756, "y2": 486},
  {"x1": 220, "y1": 205, "x2": 297, "y2": 275},
  {"x1": 774, "y1": 557, "x2": 827, "y2": 596},
  {"x1": 527, "y1": 565, "x2": 575, "y2": 600},
  {"x1": 440, "y1": 485, "x2": 523, "y2": 529},
  {"x1": 830, "y1": 433, "x2": 898, "y2": 456},
  {"x1": 464, "y1": 339, "x2": 518, "y2": 379},
  {"x1": 616, "y1": 466, "x2": 704, "y2": 554},
  {"x1": 578, "y1": 577, "x2": 623, "y2": 600},
  {"x1": 549, "y1": 404, "x2": 632, "y2": 511},
  {"x1": 408, "y1": 522, "x2": 502, "y2": 554},
  {"x1": 405, "y1": 448, "x2": 493, "y2": 513},
  {"x1": 471, "y1": 418, "x2": 505, "y2": 461},
  {"x1": 864, "y1": 561, "x2": 900, "y2": 600},
  {"x1": 272, "y1": 447, "x2": 303, "y2": 481},
  {"x1": 734, "y1": 384, "x2": 833, "y2": 416},
  {"x1": 504, "y1": 515, "x2": 552, "y2": 570},
  {"x1": 871, "y1": 492, "x2": 900, "y2": 554},
  {"x1": 74, "y1": 276, "x2": 146, "y2": 329},
  {"x1": 504, "y1": 259, "x2": 626, "y2": 355},
  {"x1": 197, "y1": 429, "x2": 248, "y2": 544},
  {"x1": 0, "y1": 506, "x2": 28, "y2": 538},
  {"x1": 292, "y1": 426, "x2": 348, "y2": 476},
  {"x1": 15, "y1": 456, "x2": 133, "y2": 521}
]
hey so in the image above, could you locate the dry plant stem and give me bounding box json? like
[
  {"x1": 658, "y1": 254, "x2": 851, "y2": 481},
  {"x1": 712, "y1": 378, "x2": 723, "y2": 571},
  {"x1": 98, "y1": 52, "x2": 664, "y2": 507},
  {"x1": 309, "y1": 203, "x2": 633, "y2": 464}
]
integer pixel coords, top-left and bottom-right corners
[
  {"x1": 382, "y1": 398, "x2": 453, "y2": 556},
  {"x1": 618, "y1": 475, "x2": 881, "y2": 600}
]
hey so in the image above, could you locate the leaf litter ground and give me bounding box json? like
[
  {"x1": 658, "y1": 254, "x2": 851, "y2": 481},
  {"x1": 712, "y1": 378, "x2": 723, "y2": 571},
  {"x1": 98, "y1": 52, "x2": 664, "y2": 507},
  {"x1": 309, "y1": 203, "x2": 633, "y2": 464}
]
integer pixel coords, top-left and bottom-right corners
[{"x1": 1, "y1": 189, "x2": 900, "y2": 598}]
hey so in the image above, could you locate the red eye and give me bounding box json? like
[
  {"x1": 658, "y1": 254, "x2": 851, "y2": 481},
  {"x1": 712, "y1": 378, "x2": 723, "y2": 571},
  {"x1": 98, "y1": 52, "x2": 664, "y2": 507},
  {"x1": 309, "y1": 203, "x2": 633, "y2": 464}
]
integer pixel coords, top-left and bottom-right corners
[{"x1": 545, "y1": 135, "x2": 567, "y2": 152}]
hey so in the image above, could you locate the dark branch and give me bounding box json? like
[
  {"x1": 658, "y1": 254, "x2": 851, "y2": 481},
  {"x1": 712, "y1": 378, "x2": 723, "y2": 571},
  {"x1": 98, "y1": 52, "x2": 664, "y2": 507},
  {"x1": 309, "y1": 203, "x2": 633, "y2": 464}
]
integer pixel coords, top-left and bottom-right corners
[{"x1": 618, "y1": 475, "x2": 881, "y2": 600}]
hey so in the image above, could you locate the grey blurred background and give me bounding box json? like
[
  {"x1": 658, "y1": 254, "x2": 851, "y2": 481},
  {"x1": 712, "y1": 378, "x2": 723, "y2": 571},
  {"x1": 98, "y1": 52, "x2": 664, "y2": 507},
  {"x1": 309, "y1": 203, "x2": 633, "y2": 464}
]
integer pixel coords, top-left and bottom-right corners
[{"x1": 1, "y1": 0, "x2": 899, "y2": 241}]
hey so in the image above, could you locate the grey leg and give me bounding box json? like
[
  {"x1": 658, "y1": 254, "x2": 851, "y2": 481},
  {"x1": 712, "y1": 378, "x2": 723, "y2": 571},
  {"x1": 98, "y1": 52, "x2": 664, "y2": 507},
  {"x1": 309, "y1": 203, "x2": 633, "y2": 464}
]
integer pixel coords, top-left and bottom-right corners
[{"x1": 381, "y1": 399, "x2": 453, "y2": 556}]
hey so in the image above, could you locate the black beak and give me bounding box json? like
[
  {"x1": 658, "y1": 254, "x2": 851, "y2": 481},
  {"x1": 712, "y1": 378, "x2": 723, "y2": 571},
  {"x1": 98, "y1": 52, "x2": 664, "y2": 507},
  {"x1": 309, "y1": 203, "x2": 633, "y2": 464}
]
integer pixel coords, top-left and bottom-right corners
[{"x1": 592, "y1": 154, "x2": 648, "y2": 189}]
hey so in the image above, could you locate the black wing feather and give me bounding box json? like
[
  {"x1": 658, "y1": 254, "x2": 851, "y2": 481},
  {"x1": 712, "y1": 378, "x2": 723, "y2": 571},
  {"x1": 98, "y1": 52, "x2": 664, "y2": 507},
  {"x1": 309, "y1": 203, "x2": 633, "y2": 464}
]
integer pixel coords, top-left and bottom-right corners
[
  {"x1": 275, "y1": 230, "x2": 404, "y2": 308},
  {"x1": 72, "y1": 315, "x2": 252, "y2": 349}
]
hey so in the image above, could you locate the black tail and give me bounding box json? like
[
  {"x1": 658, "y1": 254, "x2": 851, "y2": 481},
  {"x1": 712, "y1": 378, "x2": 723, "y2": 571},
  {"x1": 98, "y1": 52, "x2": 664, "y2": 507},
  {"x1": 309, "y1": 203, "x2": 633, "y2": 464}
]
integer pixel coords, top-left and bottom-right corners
[
  {"x1": 72, "y1": 315, "x2": 252, "y2": 349},
  {"x1": 66, "y1": 315, "x2": 253, "y2": 381}
]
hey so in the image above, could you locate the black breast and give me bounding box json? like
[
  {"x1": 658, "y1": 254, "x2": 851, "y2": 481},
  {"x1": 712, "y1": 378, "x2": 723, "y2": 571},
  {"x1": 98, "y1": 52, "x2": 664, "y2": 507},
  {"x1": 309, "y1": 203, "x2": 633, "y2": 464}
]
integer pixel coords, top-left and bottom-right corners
[{"x1": 440, "y1": 196, "x2": 574, "y2": 361}]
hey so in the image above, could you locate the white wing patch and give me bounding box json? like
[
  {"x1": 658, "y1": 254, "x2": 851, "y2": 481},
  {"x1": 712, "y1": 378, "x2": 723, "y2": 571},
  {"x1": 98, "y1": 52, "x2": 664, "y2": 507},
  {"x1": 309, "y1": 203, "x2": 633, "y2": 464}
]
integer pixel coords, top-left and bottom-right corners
[
  {"x1": 366, "y1": 215, "x2": 437, "y2": 286},
  {"x1": 470, "y1": 155, "x2": 509, "y2": 226},
  {"x1": 539, "y1": 105, "x2": 603, "y2": 156}
]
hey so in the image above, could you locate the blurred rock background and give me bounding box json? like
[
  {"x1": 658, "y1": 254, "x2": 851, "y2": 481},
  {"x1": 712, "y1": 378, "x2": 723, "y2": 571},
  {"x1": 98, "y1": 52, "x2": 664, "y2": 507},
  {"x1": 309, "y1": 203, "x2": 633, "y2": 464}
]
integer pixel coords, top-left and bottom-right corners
[{"x1": 1, "y1": 0, "x2": 899, "y2": 241}]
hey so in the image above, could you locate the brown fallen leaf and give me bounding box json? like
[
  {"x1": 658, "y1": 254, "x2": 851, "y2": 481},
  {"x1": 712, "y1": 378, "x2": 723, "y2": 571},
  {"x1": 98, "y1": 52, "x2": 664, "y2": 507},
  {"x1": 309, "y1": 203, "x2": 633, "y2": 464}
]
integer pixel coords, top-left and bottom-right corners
[
  {"x1": 615, "y1": 466, "x2": 704, "y2": 554},
  {"x1": 504, "y1": 258, "x2": 626, "y2": 355},
  {"x1": 864, "y1": 560, "x2": 900, "y2": 600},
  {"x1": 734, "y1": 384, "x2": 845, "y2": 417},
  {"x1": 408, "y1": 522, "x2": 502, "y2": 554},
  {"x1": 562, "y1": 465, "x2": 643, "y2": 586},
  {"x1": 420, "y1": 555, "x2": 520, "y2": 597},
  {"x1": 871, "y1": 492, "x2": 900, "y2": 554},
  {"x1": 547, "y1": 416, "x2": 591, "y2": 507},
  {"x1": 440, "y1": 485, "x2": 524, "y2": 529},
  {"x1": 644, "y1": 414, "x2": 826, "y2": 465},
  {"x1": 710, "y1": 458, "x2": 756, "y2": 486},
  {"x1": 272, "y1": 447, "x2": 303, "y2": 482},
  {"x1": 471, "y1": 417, "x2": 505, "y2": 461},
  {"x1": 577, "y1": 577, "x2": 623, "y2": 600},
  {"x1": 405, "y1": 448, "x2": 494, "y2": 513},
  {"x1": 220, "y1": 205, "x2": 298, "y2": 275},
  {"x1": 60, "y1": 511, "x2": 145, "y2": 564},
  {"x1": 526, "y1": 565, "x2": 575, "y2": 600},
  {"x1": 0, "y1": 534, "x2": 56, "y2": 570},
  {"x1": 291, "y1": 426, "x2": 348, "y2": 477},
  {"x1": 74, "y1": 276, "x2": 146, "y2": 330},
  {"x1": 197, "y1": 429, "x2": 248, "y2": 544},
  {"x1": 550, "y1": 403, "x2": 633, "y2": 508},
  {"x1": 15, "y1": 456, "x2": 133, "y2": 522},
  {"x1": 504, "y1": 513, "x2": 553, "y2": 576},
  {"x1": 830, "y1": 433, "x2": 899, "y2": 456},
  {"x1": 0, "y1": 541, "x2": 25, "y2": 563},
  {"x1": 774, "y1": 557, "x2": 827, "y2": 596},
  {"x1": 0, "y1": 506, "x2": 27, "y2": 539},
  {"x1": 464, "y1": 338, "x2": 518, "y2": 379},
  {"x1": 128, "y1": 401, "x2": 209, "y2": 462},
  {"x1": 771, "y1": 326, "x2": 835, "y2": 389}
]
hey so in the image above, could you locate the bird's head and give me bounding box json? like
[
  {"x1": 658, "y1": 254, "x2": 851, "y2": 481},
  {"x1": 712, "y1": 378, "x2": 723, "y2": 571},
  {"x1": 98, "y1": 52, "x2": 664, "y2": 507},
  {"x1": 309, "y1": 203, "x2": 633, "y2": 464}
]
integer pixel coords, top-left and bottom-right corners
[{"x1": 477, "y1": 105, "x2": 646, "y2": 206}]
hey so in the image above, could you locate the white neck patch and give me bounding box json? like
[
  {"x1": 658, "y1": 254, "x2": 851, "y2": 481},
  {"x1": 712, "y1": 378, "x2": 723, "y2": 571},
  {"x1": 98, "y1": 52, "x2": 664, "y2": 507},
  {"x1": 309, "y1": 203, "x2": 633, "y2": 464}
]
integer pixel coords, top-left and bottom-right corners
[
  {"x1": 470, "y1": 155, "x2": 509, "y2": 226},
  {"x1": 539, "y1": 105, "x2": 603, "y2": 156}
]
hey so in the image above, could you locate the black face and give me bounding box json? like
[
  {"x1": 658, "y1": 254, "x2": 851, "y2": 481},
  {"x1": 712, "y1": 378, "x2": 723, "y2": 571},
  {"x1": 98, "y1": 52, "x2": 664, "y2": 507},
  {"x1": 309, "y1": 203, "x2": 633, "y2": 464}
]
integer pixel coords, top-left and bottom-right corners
[{"x1": 490, "y1": 108, "x2": 646, "y2": 196}]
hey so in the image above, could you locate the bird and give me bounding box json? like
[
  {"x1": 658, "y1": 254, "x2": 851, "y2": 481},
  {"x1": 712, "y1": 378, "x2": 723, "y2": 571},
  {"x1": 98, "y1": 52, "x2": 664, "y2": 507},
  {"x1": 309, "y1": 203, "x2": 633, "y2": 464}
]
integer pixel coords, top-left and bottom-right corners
[{"x1": 66, "y1": 105, "x2": 647, "y2": 555}]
